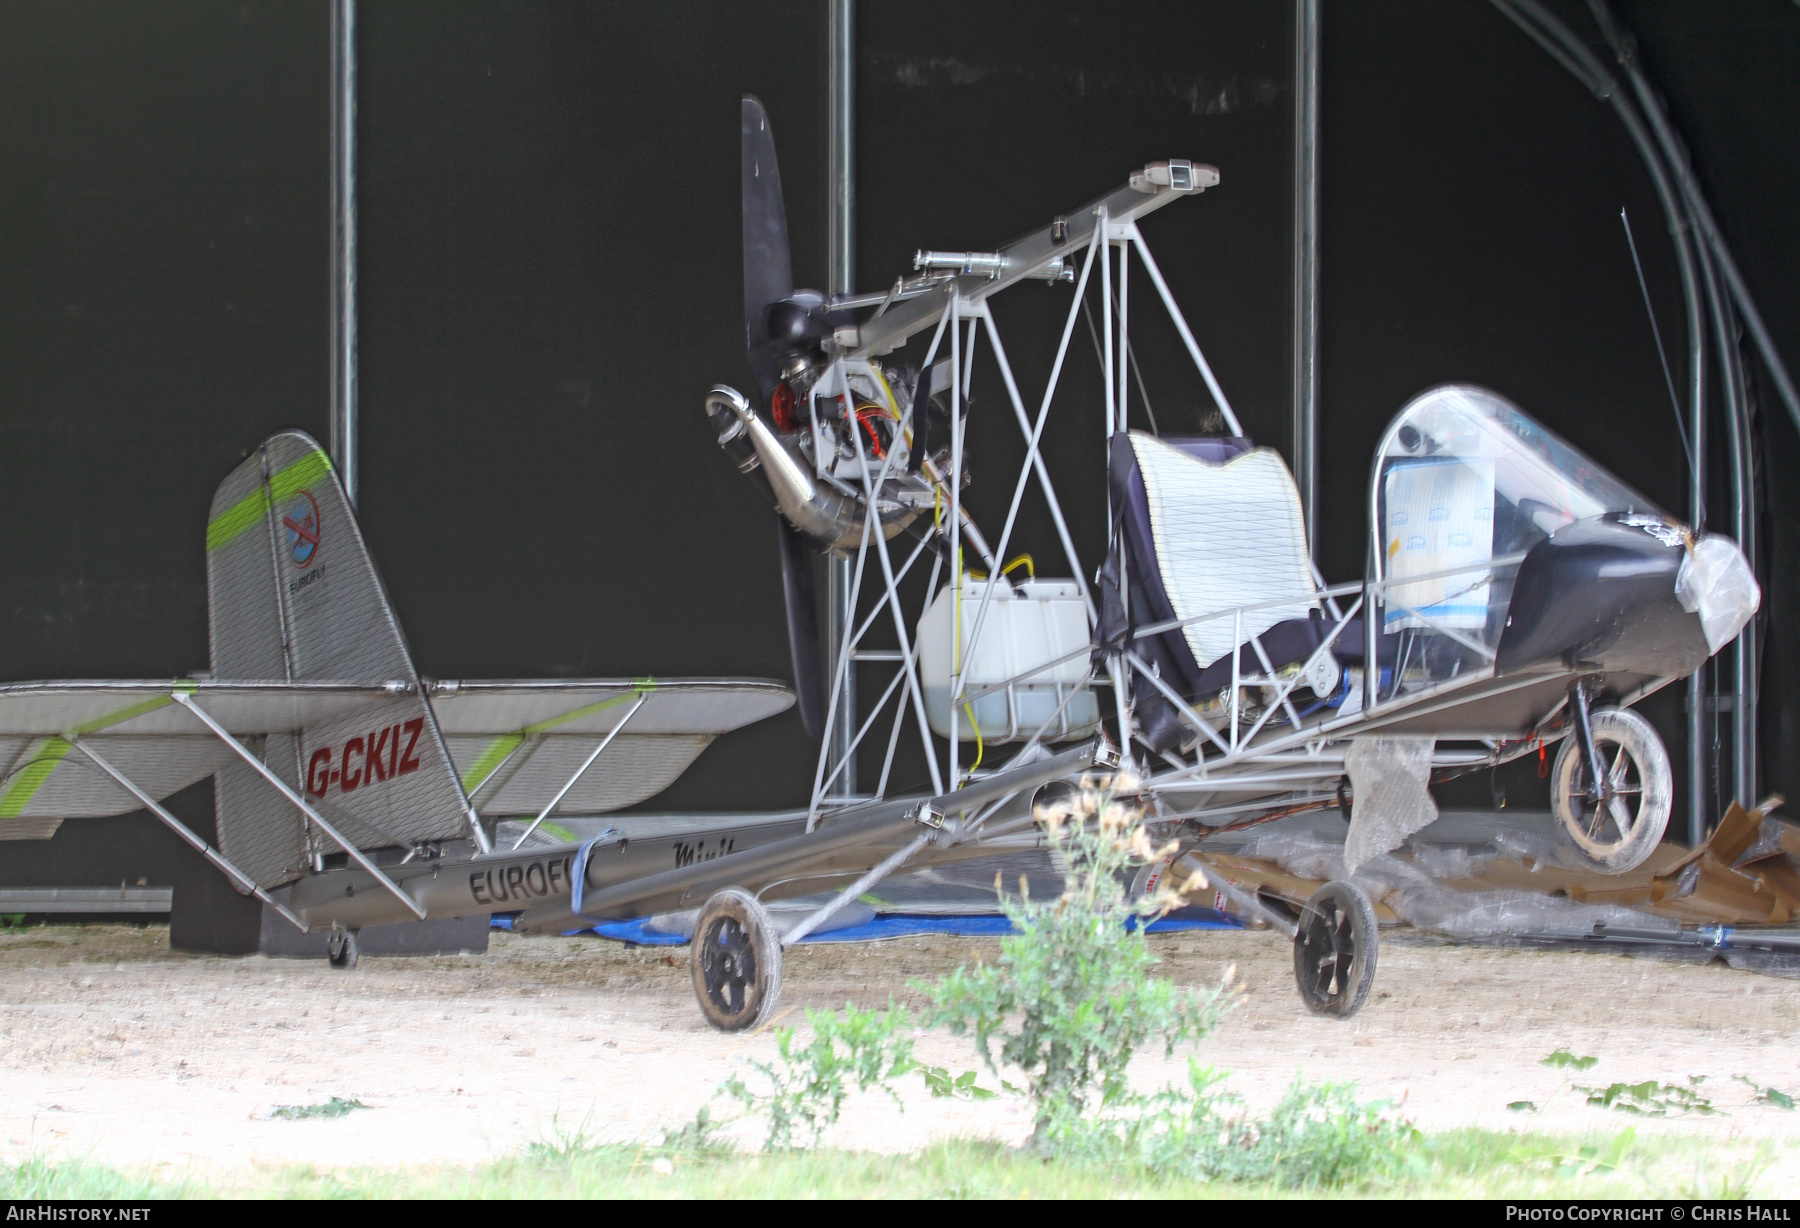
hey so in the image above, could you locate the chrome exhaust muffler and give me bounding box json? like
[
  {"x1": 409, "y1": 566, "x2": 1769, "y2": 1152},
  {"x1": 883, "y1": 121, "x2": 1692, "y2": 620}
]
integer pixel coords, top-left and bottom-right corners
[{"x1": 705, "y1": 385, "x2": 927, "y2": 552}]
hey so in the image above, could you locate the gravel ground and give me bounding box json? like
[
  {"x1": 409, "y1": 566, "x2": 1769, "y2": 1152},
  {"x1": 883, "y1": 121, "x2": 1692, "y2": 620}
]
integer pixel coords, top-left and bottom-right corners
[{"x1": 3, "y1": 922, "x2": 1799, "y2": 1179}]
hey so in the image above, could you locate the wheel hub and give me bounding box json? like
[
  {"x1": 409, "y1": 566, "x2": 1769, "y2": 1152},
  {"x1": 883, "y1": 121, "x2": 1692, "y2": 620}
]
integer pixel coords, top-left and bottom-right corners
[{"x1": 700, "y1": 917, "x2": 755, "y2": 1013}]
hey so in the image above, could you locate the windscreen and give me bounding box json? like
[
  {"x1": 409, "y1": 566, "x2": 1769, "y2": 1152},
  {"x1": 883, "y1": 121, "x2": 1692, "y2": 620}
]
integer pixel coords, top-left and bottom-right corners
[
  {"x1": 1366, "y1": 385, "x2": 1670, "y2": 688},
  {"x1": 1372, "y1": 385, "x2": 1659, "y2": 577}
]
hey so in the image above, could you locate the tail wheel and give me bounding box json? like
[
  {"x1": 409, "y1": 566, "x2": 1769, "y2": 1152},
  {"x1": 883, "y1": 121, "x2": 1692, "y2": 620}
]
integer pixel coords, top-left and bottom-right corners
[
  {"x1": 1292, "y1": 881, "x2": 1378, "y2": 1018},
  {"x1": 327, "y1": 928, "x2": 359, "y2": 971},
  {"x1": 1552, "y1": 705, "x2": 1672, "y2": 874},
  {"x1": 691, "y1": 888, "x2": 783, "y2": 1032}
]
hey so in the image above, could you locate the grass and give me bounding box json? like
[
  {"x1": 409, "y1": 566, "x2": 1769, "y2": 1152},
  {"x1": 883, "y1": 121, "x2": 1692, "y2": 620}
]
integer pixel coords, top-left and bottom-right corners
[{"x1": 0, "y1": 1129, "x2": 1780, "y2": 1199}]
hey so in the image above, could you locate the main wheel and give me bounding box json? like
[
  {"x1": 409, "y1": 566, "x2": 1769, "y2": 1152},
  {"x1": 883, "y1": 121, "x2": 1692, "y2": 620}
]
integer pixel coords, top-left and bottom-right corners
[
  {"x1": 1551, "y1": 705, "x2": 1672, "y2": 874},
  {"x1": 327, "y1": 928, "x2": 359, "y2": 970},
  {"x1": 1292, "y1": 881, "x2": 1378, "y2": 1018},
  {"x1": 691, "y1": 888, "x2": 782, "y2": 1032}
]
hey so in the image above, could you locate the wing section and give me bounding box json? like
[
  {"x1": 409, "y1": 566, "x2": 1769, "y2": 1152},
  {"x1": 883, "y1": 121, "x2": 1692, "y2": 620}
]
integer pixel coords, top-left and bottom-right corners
[
  {"x1": 429, "y1": 678, "x2": 792, "y2": 819},
  {"x1": 0, "y1": 681, "x2": 404, "y2": 827},
  {"x1": 0, "y1": 681, "x2": 407, "y2": 737}
]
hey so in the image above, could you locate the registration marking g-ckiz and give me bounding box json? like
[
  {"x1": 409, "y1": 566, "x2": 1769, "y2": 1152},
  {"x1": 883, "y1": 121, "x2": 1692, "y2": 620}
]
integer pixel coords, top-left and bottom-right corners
[
  {"x1": 469, "y1": 856, "x2": 573, "y2": 907},
  {"x1": 306, "y1": 717, "x2": 425, "y2": 797}
]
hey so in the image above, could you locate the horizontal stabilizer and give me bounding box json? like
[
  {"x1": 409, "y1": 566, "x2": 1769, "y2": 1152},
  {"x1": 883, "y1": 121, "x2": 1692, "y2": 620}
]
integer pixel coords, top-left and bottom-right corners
[{"x1": 430, "y1": 678, "x2": 792, "y2": 818}]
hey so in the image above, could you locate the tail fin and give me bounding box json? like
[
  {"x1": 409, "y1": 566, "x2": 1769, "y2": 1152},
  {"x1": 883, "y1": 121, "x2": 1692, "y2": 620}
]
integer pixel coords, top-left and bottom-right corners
[{"x1": 205, "y1": 431, "x2": 474, "y2": 884}]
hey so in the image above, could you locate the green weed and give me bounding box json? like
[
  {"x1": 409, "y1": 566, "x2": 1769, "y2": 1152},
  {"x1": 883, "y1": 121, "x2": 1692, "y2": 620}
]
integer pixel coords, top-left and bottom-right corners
[
  {"x1": 1734, "y1": 1076, "x2": 1795, "y2": 1110},
  {"x1": 721, "y1": 1001, "x2": 916, "y2": 1151},
  {"x1": 1509, "y1": 1128, "x2": 1636, "y2": 1179},
  {"x1": 1572, "y1": 1078, "x2": 1716, "y2": 1117},
  {"x1": 523, "y1": 1112, "x2": 599, "y2": 1162},
  {"x1": 4, "y1": 1128, "x2": 1782, "y2": 1199},
  {"x1": 920, "y1": 1065, "x2": 999, "y2": 1101},
  {"x1": 0, "y1": 1153, "x2": 178, "y2": 1198},
  {"x1": 922, "y1": 770, "x2": 1226, "y2": 1147},
  {"x1": 1663, "y1": 1145, "x2": 1774, "y2": 1200},
  {"x1": 1540, "y1": 1050, "x2": 1598, "y2": 1070},
  {"x1": 270, "y1": 1096, "x2": 369, "y2": 1121}
]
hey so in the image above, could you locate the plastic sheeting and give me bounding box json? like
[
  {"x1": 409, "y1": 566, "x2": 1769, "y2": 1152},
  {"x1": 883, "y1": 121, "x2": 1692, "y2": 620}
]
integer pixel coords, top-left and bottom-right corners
[
  {"x1": 1235, "y1": 830, "x2": 1678, "y2": 940},
  {"x1": 1342, "y1": 736, "x2": 1439, "y2": 874},
  {"x1": 1484, "y1": 825, "x2": 1605, "y2": 873},
  {"x1": 1677, "y1": 533, "x2": 1761, "y2": 654}
]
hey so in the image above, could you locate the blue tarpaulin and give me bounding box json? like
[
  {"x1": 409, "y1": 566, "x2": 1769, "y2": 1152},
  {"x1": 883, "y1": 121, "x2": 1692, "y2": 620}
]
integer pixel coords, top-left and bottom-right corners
[{"x1": 491, "y1": 907, "x2": 1240, "y2": 946}]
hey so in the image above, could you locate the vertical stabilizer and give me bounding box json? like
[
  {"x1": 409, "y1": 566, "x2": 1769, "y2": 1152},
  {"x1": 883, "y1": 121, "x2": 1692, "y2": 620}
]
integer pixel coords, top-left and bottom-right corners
[{"x1": 205, "y1": 432, "x2": 473, "y2": 881}]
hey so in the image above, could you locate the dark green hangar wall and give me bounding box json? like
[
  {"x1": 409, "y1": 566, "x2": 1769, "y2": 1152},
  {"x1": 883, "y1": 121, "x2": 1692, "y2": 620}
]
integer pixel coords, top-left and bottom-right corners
[{"x1": 0, "y1": 3, "x2": 1794, "y2": 866}]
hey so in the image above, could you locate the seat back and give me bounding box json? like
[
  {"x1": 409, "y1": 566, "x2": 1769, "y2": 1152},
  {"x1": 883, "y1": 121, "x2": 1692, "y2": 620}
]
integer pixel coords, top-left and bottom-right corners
[{"x1": 1126, "y1": 432, "x2": 1318, "y2": 671}]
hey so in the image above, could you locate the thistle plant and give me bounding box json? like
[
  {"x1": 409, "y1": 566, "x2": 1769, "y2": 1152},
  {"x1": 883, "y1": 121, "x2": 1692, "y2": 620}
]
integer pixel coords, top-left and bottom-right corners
[{"x1": 922, "y1": 769, "x2": 1226, "y2": 1148}]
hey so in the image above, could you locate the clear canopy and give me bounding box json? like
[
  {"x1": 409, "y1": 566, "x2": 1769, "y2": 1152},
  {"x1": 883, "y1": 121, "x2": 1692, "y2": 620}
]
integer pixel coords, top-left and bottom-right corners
[{"x1": 1368, "y1": 383, "x2": 1672, "y2": 659}]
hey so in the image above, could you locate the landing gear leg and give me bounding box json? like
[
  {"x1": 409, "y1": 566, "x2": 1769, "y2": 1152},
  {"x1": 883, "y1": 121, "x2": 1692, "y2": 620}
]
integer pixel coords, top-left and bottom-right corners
[{"x1": 691, "y1": 888, "x2": 783, "y2": 1031}]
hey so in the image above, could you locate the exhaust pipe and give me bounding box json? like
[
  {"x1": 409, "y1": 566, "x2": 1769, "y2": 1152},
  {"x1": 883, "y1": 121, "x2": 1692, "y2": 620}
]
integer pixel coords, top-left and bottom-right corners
[{"x1": 706, "y1": 385, "x2": 926, "y2": 552}]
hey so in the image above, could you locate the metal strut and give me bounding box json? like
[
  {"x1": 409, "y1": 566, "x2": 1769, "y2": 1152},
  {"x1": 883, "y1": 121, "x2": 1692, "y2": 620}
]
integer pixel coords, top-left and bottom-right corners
[
  {"x1": 781, "y1": 828, "x2": 933, "y2": 948},
  {"x1": 510, "y1": 692, "x2": 647, "y2": 850},
  {"x1": 66, "y1": 735, "x2": 307, "y2": 932},
  {"x1": 171, "y1": 690, "x2": 426, "y2": 920},
  {"x1": 1568, "y1": 678, "x2": 1610, "y2": 808}
]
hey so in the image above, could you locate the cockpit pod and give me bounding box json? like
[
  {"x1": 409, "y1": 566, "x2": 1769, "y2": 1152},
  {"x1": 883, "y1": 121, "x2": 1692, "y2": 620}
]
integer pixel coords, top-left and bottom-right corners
[{"x1": 1366, "y1": 384, "x2": 1757, "y2": 707}]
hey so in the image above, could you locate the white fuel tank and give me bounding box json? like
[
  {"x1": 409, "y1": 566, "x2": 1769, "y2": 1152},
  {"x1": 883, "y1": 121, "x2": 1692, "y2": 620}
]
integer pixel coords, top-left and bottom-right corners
[{"x1": 916, "y1": 576, "x2": 1100, "y2": 744}]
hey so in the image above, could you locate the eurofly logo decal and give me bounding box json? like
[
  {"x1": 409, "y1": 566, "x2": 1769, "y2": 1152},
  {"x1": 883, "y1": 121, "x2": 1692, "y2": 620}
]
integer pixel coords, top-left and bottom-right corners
[{"x1": 283, "y1": 491, "x2": 321, "y2": 568}]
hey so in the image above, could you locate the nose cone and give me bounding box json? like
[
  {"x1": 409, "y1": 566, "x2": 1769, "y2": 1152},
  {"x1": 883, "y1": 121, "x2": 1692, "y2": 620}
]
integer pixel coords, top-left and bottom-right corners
[{"x1": 1495, "y1": 515, "x2": 1711, "y2": 677}]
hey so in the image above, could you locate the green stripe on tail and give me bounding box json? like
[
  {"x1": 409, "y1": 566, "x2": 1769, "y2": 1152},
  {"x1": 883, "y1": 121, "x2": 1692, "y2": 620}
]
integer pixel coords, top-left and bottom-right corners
[{"x1": 206, "y1": 450, "x2": 334, "y2": 552}]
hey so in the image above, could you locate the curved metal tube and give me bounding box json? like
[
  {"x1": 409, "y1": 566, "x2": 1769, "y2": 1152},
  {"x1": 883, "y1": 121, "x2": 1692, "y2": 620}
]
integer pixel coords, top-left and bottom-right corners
[
  {"x1": 1490, "y1": 0, "x2": 1762, "y2": 832},
  {"x1": 705, "y1": 386, "x2": 925, "y2": 552}
]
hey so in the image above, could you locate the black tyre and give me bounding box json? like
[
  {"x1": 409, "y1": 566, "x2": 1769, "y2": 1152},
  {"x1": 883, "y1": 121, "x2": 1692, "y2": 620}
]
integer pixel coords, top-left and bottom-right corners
[
  {"x1": 327, "y1": 928, "x2": 359, "y2": 971},
  {"x1": 1551, "y1": 706, "x2": 1672, "y2": 874},
  {"x1": 1292, "y1": 880, "x2": 1378, "y2": 1018},
  {"x1": 691, "y1": 888, "x2": 782, "y2": 1032}
]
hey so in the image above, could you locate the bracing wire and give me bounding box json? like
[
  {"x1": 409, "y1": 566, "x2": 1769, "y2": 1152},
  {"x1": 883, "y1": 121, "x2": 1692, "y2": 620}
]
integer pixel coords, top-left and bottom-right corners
[
  {"x1": 1081, "y1": 295, "x2": 1161, "y2": 435},
  {"x1": 1619, "y1": 206, "x2": 1701, "y2": 512}
]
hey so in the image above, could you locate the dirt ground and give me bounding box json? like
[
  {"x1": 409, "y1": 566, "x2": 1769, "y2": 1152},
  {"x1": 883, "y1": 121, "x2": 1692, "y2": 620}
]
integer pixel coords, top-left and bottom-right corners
[{"x1": 4, "y1": 922, "x2": 1799, "y2": 1178}]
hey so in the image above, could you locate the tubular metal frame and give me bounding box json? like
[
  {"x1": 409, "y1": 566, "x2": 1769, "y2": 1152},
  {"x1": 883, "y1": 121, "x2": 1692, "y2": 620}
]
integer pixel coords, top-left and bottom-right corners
[{"x1": 803, "y1": 195, "x2": 1640, "y2": 839}]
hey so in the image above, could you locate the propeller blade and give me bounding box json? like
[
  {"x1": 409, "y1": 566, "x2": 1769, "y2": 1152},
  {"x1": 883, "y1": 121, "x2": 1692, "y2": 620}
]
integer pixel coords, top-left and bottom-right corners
[
  {"x1": 743, "y1": 100, "x2": 821, "y2": 741},
  {"x1": 775, "y1": 513, "x2": 826, "y2": 740},
  {"x1": 742, "y1": 96, "x2": 793, "y2": 406}
]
